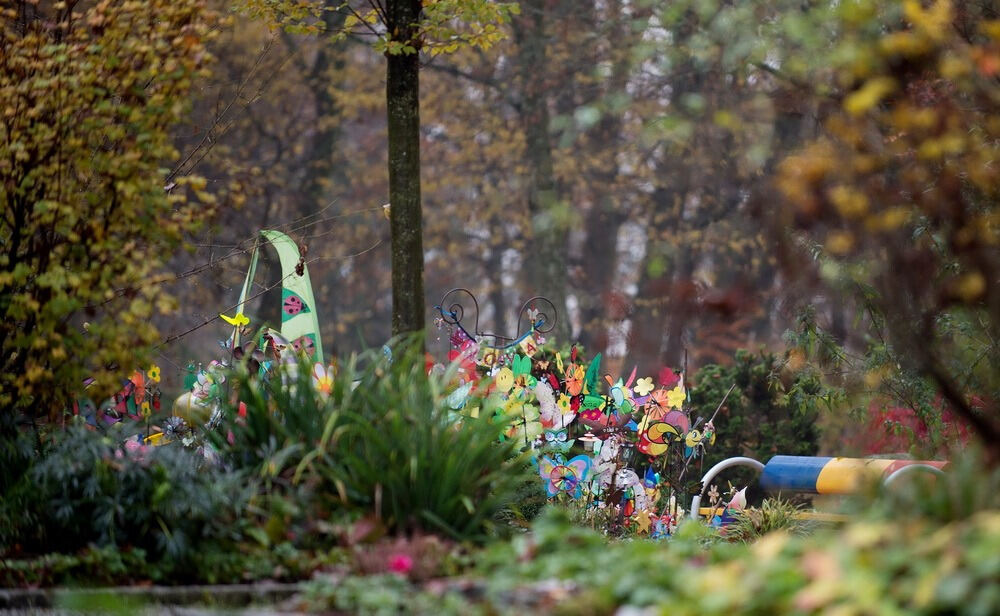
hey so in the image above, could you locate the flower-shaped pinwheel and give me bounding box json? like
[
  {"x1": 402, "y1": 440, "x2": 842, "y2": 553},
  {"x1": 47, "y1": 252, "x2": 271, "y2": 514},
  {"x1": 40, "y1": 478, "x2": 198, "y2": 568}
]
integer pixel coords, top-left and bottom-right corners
[
  {"x1": 708, "y1": 484, "x2": 720, "y2": 505},
  {"x1": 312, "y1": 363, "x2": 335, "y2": 397},
  {"x1": 648, "y1": 388, "x2": 670, "y2": 409},
  {"x1": 633, "y1": 376, "x2": 655, "y2": 398},
  {"x1": 538, "y1": 454, "x2": 591, "y2": 498},
  {"x1": 147, "y1": 365, "x2": 161, "y2": 383},
  {"x1": 554, "y1": 393, "x2": 571, "y2": 414},
  {"x1": 566, "y1": 364, "x2": 585, "y2": 396},
  {"x1": 666, "y1": 385, "x2": 686, "y2": 410}
]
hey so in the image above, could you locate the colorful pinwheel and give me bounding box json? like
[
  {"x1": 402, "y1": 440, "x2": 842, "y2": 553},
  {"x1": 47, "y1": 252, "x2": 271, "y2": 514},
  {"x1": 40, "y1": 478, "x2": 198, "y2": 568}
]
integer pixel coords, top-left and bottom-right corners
[{"x1": 538, "y1": 454, "x2": 592, "y2": 498}]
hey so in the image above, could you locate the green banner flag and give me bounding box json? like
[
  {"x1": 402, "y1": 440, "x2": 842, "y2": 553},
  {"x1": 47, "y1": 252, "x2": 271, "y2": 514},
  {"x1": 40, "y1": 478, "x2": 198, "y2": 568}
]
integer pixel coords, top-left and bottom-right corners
[{"x1": 261, "y1": 229, "x2": 324, "y2": 364}]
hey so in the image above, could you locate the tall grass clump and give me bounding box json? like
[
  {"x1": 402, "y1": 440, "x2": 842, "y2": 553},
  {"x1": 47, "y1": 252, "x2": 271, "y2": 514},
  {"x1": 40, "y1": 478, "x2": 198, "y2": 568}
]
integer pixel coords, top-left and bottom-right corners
[
  {"x1": 724, "y1": 496, "x2": 814, "y2": 543},
  {"x1": 220, "y1": 335, "x2": 531, "y2": 542}
]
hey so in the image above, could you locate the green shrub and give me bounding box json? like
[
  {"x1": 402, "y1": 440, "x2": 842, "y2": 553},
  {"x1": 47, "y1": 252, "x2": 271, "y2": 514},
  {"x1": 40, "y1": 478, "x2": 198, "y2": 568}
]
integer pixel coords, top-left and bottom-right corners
[
  {"x1": 689, "y1": 350, "x2": 829, "y2": 484},
  {"x1": 1, "y1": 424, "x2": 249, "y2": 583},
  {"x1": 427, "y1": 503, "x2": 1000, "y2": 615},
  {"x1": 0, "y1": 413, "x2": 38, "y2": 548},
  {"x1": 491, "y1": 459, "x2": 549, "y2": 533},
  {"x1": 0, "y1": 0, "x2": 217, "y2": 420}
]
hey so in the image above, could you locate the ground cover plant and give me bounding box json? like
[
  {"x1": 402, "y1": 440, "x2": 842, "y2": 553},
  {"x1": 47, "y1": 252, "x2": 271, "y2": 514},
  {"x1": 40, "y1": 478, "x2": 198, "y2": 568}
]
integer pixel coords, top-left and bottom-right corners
[{"x1": 299, "y1": 459, "x2": 1000, "y2": 615}]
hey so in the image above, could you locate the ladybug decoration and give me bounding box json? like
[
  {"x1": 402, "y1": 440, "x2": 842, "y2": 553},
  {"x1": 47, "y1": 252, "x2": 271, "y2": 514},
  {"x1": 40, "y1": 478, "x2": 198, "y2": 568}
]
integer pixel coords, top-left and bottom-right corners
[
  {"x1": 291, "y1": 334, "x2": 317, "y2": 358},
  {"x1": 282, "y1": 290, "x2": 311, "y2": 320}
]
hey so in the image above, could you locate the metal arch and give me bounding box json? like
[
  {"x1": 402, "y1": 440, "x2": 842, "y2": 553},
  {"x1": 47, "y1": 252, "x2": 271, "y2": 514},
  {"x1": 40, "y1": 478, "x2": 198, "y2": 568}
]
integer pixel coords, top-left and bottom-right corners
[
  {"x1": 689, "y1": 456, "x2": 765, "y2": 519},
  {"x1": 883, "y1": 463, "x2": 945, "y2": 486},
  {"x1": 435, "y1": 288, "x2": 557, "y2": 350}
]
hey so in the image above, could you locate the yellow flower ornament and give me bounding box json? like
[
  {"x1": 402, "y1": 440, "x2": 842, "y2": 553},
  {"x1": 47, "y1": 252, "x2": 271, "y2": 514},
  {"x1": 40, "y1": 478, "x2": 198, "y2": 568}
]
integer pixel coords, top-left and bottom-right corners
[{"x1": 666, "y1": 385, "x2": 686, "y2": 410}]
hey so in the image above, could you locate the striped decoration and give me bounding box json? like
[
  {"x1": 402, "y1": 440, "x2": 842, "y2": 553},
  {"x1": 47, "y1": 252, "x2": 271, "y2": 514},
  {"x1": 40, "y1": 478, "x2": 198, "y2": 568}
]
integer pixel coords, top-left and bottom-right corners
[{"x1": 759, "y1": 456, "x2": 949, "y2": 495}]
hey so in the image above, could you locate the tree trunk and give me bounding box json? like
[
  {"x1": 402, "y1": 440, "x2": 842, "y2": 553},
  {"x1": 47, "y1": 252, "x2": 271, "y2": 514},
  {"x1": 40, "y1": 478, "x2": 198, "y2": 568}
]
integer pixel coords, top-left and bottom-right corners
[
  {"x1": 386, "y1": 0, "x2": 425, "y2": 336},
  {"x1": 575, "y1": 0, "x2": 636, "y2": 354},
  {"x1": 514, "y1": 0, "x2": 571, "y2": 343}
]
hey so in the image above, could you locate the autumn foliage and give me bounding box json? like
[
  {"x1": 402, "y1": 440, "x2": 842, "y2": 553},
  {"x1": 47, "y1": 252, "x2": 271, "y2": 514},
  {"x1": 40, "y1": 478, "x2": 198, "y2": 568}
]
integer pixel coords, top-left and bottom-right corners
[
  {"x1": 0, "y1": 1, "x2": 217, "y2": 419},
  {"x1": 774, "y1": 1, "x2": 1000, "y2": 451}
]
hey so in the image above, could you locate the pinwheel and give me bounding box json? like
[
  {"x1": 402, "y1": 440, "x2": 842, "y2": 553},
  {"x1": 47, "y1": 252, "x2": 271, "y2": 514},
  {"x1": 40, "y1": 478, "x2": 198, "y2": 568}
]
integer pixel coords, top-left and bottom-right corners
[{"x1": 538, "y1": 454, "x2": 592, "y2": 498}]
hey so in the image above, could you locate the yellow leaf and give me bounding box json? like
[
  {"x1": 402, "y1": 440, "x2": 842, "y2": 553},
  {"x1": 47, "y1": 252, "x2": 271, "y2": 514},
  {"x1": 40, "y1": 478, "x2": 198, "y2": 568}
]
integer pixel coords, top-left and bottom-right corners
[
  {"x1": 826, "y1": 231, "x2": 854, "y2": 255},
  {"x1": 954, "y1": 272, "x2": 985, "y2": 302},
  {"x1": 844, "y1": 77, "x2": 896, "y2": 116}
]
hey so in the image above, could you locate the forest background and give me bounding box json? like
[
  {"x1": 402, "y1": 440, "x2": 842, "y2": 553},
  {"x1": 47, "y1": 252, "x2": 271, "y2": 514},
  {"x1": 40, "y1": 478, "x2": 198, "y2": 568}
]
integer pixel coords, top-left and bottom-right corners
[
  {"x1": 4, "y1": 0, "x2": 998, "y2": 458},
  {"x1": 168, "y1": 0, "x2": 829, "y2": 376}
]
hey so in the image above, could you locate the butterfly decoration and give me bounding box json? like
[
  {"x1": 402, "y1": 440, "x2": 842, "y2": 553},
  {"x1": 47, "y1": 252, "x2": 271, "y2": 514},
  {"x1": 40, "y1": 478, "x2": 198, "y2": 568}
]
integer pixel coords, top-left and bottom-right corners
[
  {"x1": 565, "y1": 363, "x2": 586, "y2": 396},
  {"x1": 538, "y1": 454, "x2": 592, "y2": 498},
  {"x1": 220, "y1": 311, "x2": 250, "y2": 327},
  {"x1": 606, "y1": 376, "x2": 634, "y2": 415}
]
